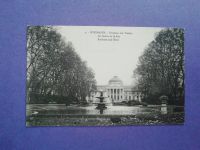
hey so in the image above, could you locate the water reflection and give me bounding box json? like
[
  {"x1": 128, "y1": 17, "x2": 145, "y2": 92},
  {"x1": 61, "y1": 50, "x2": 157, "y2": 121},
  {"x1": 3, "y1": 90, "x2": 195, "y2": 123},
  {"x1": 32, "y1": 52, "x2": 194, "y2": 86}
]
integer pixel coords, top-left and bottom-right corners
[{"x1": 41, "y1": 105, "x2": 158, "y2": 115}]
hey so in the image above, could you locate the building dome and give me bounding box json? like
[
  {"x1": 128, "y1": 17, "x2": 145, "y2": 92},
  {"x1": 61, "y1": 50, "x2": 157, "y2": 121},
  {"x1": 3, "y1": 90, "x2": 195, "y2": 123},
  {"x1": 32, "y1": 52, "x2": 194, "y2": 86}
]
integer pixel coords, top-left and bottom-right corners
[{"x1": 108, "y1": 76, "x2": 123, "y2": 86}]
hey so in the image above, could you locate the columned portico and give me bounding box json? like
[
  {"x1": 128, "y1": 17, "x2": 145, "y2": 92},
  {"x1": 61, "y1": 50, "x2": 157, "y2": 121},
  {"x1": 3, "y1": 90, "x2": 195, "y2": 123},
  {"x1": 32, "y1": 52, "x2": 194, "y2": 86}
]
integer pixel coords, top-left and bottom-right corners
[{"x1": 89, "y1": 76, "x2": 142, "y2": 103}]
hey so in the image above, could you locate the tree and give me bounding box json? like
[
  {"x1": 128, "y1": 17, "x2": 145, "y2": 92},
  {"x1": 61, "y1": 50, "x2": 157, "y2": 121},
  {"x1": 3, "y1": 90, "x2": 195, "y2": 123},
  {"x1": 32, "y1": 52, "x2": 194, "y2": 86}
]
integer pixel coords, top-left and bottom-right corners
[
  {"x1": 134, "y1": 28, "x2": 184, "y2": 105},
  {"x1": 27, "y1": 26, "x2": 97, "y2": 104}
]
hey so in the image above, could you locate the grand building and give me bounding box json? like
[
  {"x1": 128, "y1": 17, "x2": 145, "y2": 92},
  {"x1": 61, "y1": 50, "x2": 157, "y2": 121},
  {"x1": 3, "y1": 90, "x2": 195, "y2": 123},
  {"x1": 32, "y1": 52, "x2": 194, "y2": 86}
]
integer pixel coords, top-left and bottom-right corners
[{"x1": 88, "y1": 76, "x2": 142, "y2": 103}]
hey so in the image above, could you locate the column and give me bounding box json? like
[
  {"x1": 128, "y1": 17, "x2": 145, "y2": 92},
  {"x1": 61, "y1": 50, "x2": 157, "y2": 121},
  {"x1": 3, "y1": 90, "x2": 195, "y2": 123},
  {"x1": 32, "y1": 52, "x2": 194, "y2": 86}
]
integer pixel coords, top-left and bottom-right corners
[
  {"x1": 122, "y1": 89, "x2": 123, "y2": 100},
  {"x1": 128, "y1": 92, "x2": 129, "y2": 100},
  {"x1": 116, "y1": 88, "x2": 117, "y2": 101},
  {"x1": 119, "y1": 89, "x2": 121, "y2": 101},
  {"x1": 111, "y1": 89, "x2": 113, "y2": 99},
  {"x1": 121, "y1": 89, "x2": 123, "y2": 100},
  {"x1": 115, "y1": 88, "x2": 117, "y2": 101},
  {"x1": 113, "y1": 89, "x2": 115, "y2": 101},
  {"x1": 116, "y1": 88, "x2": 118, "y2": 100},
  {"x1": 112, "y1": 89, "x2": 114, "y2": 100},
  {"x1": 119, "y1": 88, "x2": 120, "y2": 100},
  {"x1": 117, "y1": 88, "x2": 120, "y2": 101}
]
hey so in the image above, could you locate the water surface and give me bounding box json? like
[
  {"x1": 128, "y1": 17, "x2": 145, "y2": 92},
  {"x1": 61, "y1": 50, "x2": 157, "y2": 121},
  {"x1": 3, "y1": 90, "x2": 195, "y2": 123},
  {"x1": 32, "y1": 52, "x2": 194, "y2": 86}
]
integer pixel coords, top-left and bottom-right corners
[{"x1": 27, "y1": 104, "x2": 161, "y2": 115}]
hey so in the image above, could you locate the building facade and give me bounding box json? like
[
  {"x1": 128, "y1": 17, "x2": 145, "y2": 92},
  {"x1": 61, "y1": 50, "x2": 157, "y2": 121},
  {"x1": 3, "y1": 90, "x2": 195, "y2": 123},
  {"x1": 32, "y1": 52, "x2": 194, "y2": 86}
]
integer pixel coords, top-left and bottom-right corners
[{"x1": 88, "y1": 76, "x2": 142, "y2": 103}]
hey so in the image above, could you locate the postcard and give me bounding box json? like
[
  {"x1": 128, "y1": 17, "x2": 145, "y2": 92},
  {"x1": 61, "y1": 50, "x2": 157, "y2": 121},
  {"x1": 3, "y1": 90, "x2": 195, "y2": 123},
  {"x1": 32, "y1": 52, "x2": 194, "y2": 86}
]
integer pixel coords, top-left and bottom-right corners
[{"x1": 26, "y1": 26, "x2": 184, "y2": 126}]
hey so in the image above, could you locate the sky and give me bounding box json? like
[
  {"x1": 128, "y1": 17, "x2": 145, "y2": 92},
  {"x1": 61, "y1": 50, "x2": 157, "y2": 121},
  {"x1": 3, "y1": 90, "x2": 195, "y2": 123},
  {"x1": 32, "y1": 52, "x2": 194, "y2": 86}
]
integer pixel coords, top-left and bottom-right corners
[{"x1": 56, "y1": 26, "x2": 162, "y2": 85}]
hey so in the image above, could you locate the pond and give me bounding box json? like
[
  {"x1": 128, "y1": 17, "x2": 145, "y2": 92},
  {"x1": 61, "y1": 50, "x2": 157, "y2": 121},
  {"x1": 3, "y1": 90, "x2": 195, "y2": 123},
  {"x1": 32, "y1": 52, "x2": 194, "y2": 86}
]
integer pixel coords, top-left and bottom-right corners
[{"x1": 27, "y1": 104, "x2": 164, "y2": 116}]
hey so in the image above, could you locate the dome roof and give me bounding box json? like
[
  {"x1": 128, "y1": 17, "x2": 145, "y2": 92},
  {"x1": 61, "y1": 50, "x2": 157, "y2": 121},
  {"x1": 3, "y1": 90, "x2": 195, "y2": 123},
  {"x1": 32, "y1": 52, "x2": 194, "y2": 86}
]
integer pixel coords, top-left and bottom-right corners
[{"x1": 108, "y1": 76, "x2": 123, "y2": 86}]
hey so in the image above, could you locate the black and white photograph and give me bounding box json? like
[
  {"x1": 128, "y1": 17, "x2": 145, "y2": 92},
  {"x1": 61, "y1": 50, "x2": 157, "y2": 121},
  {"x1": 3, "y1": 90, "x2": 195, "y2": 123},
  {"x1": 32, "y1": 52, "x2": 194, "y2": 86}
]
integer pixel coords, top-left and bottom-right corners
[{"x1": 26, "y1": 26, "x2": 184, "y2": 126}]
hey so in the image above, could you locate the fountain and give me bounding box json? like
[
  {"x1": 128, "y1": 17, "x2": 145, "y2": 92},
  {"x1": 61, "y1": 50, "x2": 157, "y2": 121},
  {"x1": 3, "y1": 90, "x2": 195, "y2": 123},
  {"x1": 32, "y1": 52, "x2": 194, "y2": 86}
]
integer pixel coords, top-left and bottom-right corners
[{"x1": 96, "y1": 91, "x2": 107, "y2": 114}]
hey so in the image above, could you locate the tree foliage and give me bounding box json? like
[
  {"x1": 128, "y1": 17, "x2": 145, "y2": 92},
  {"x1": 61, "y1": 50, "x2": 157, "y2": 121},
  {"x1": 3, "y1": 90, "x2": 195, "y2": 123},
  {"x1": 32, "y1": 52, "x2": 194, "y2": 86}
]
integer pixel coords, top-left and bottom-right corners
[
  {"x1": 134, "y1": 28, "x2": 184, "y2": 105},
  {"x1": 27, "y1": 26, "x2": 96, "y2": 104}
]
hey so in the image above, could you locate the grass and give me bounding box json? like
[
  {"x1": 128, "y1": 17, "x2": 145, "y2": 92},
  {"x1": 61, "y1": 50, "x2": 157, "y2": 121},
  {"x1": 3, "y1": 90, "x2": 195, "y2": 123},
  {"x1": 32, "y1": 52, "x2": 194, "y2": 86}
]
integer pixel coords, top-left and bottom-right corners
[{"x1": 26, "y1": 113, "x2": 184, "y2": 126}]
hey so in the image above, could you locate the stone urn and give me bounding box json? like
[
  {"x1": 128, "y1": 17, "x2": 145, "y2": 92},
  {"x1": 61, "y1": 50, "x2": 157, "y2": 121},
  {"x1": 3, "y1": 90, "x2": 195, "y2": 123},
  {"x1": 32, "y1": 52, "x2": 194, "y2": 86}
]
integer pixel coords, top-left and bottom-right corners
[
  {"x1": 159, "y1": 95, "x2": 168, "y2": 106},
  {"x1": 159, "y1": 95, "x2": 168, "y2": 114}
]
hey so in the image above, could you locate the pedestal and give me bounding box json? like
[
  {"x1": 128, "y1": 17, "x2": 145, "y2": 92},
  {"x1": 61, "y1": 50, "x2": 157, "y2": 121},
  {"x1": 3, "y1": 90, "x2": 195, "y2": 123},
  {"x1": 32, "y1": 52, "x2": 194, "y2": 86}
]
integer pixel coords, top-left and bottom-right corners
[{"x1": 96, "y1": 103, "x2": 107, "y2": 109}]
